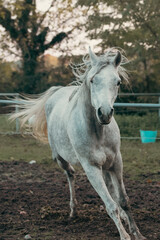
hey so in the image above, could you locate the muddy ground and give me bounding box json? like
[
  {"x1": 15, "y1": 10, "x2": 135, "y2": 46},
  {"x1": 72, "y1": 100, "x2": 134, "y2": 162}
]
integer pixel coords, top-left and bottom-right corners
[{"x1": 0, "y1": 161, "x2": 159, "y2": 240}]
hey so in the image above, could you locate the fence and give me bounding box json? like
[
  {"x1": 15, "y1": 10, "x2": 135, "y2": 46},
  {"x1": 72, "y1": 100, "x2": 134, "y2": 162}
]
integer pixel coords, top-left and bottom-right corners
[
  {"x1": 117, "y1": 93, "x2": 160, "y2": 118},
  {"x1": 115, "y1": 93, "x2": 160, "y2": 139},
  {"x1": 0, "y1": 93, "x2": 20, "y2": 133},
  {"x1": 0, "y1": 93, "x2": 160, "y2": 139}
]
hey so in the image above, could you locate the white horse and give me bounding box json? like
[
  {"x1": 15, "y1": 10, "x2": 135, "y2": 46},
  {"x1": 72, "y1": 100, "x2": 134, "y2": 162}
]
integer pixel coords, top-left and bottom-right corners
[{"x1": 10, "y1": 48, "x2": 146, "y2": 240}]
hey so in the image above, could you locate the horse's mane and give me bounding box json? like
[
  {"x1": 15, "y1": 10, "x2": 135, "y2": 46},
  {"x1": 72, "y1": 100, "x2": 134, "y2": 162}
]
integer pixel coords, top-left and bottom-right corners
[{"x1": 70, "y1": 48, "x2": 129, "y2": 86}]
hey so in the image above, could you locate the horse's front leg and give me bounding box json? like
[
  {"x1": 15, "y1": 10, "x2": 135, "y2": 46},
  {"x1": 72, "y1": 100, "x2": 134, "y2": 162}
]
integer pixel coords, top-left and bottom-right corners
[
  {"x1": 110, "y1": 152, "x2": 147, "y2": 240},
  {"x1": 80, "y1": 160, "x2": 131, "y2": 240}
]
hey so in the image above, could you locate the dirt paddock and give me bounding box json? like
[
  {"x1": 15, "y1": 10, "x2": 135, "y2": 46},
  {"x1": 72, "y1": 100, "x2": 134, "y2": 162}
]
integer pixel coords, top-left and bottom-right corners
[{"x1": 0, "y1": 160, "x2": 159, "y2": 240}]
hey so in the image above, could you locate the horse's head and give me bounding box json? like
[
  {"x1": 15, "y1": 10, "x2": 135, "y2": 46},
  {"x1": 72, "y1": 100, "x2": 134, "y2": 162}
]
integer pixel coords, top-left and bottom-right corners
[{"x1": 87, "y1": 48, "x2": 122, "y2": 125}]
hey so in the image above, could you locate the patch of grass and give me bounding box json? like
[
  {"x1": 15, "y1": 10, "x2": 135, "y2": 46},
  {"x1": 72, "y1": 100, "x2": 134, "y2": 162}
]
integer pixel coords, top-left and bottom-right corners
[
  {"x1": 115, "y1": 112, "x2": 160, "y2": 137},
  {"x1": 121, "y1": 140, "x2": 160, "y2": 180},
  {"x1": 0, "y1": 114, "x2": 16, "y2": 132},
  {"x1": 0, "y1": 135, "x2": 159, "y2": 181},
  {"x1": 0, "y1": 135, "x2": 52, "y2": 164}
]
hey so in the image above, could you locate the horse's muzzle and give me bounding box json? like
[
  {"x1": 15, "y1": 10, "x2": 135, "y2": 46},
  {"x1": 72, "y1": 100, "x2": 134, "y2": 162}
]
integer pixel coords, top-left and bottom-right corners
[{"x1": 97, "y1": 107, "x2": 114, "y2": 125}]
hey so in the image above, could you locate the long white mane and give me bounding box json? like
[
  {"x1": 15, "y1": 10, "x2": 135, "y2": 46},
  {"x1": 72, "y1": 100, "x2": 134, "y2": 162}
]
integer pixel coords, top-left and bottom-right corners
[{"x1": 70, "y1": 48, "x2": 129, "y2": 86}]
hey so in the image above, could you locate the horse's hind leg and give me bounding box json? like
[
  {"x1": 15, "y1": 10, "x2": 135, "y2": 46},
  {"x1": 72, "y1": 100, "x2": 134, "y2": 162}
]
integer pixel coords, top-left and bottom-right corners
[
  {"x1": 57, "y1": 156, "x2": 77, "y2": 218},
  {"x1": 103, "y1": 152, "x2": 146, "y2": 240}
]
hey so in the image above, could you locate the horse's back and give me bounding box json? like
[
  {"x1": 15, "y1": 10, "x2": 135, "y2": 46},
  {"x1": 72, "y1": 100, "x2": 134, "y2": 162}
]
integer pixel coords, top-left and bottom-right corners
[{"x1": 45, "y1": 86, "x2": 78, "y2": 117}]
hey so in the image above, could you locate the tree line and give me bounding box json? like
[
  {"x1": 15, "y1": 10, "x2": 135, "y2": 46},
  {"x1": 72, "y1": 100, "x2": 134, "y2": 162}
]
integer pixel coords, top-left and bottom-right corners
[{"x1": 0, "y1": 0, "x2": 159, "y2": 94}]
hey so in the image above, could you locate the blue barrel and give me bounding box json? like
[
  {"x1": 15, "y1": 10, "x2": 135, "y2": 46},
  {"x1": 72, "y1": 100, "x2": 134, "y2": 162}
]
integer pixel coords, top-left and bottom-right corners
[{"x1": 140, "y1": 130, "x2": 157, "y2": 143}]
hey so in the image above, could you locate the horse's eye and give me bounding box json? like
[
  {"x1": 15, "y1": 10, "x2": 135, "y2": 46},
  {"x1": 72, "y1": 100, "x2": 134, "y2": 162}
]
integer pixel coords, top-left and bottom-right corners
[
  {"x1": 117, "y1": 80, "x2": 121, "y2": 86},
  {"x1": 90, "y1": 79, "x2": 93, "y2": 83}
]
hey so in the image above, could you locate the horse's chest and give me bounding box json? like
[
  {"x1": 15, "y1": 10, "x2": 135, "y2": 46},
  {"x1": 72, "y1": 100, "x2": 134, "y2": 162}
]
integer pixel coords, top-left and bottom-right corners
[{"x1": 88, "y1": 145, "x2": 116, "y2": 168}]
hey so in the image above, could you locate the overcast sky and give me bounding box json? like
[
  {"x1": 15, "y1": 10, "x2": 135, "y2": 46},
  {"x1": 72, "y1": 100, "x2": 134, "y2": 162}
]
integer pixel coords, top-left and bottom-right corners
[
  {"x1": 36, "y1": 0, "x2": 53, "y2": 11},
  {"x1": 36, "y1": 0, "x2": 100, "y2": 56}
]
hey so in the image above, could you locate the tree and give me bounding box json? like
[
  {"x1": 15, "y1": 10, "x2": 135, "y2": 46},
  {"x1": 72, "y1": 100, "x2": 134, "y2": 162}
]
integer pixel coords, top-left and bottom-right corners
[
  {"x1": 0, "y1": 0, "x2": 73, "y2": 93},
  {"x1": 0, "y1": 60, "x2": 14, "y2": 92},
  {"x1": 77, "y1": 0, "x2": 160, "y2": 92}
]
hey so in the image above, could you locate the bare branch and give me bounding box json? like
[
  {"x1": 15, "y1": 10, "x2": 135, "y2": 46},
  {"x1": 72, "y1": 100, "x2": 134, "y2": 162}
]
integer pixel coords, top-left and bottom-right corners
[
  {"x1": 0, "y1": 6, "x2": 19, "y2": 40},
  {"x1": 42, "y1": 32, "x2": 67, "y2": 52}
]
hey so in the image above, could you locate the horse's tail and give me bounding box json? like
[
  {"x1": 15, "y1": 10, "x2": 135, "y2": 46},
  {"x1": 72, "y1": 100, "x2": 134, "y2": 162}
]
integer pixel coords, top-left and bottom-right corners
[{"x1": 9, "y1": 86, "x2": 61, "y2": 143}]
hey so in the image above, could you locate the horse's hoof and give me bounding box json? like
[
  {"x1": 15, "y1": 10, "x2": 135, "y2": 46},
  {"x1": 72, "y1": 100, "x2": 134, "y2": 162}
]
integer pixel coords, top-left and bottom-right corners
[
  {"x1": 132, "y1": 232, "x2": 147, "y2": 240},
  {"x1": 135, "y1": 237, "x2": 147, "y2": 240},
  {"x1": 69, "y1": 211, "x2": 78, "y2": 219},
  {"x1": 136, "y1": 237, "x2": 147, "y2": 240},
  {"x1": 121, "y1": 233, "x2": 131, "y2": 240}
]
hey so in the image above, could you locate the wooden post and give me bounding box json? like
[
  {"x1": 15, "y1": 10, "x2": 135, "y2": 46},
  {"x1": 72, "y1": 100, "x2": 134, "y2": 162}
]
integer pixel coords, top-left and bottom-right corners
[
  {"x1": 159, "y1": 97, "x2": 160, "y2": 118},
  {"x1": 15, "y1": 97, "x2": 20, "y2": 133}
]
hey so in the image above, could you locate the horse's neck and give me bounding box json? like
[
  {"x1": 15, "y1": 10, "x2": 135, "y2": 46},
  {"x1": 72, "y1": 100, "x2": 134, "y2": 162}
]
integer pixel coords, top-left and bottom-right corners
[{"x1": 79, "y1": 83, "x2": 91, "y2": 106}]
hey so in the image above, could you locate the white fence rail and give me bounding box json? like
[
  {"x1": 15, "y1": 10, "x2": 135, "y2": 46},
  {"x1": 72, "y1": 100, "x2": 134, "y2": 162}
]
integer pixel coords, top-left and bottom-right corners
[
  {"x1": 117, "y1": 93, "x2": 160, "y2": 117},
  {"x1": 0, "y1": 93, "x2": 20, "y2": 132},
  {"x1": 0, "y1": 93, "x2": 160, "y2": 139}
]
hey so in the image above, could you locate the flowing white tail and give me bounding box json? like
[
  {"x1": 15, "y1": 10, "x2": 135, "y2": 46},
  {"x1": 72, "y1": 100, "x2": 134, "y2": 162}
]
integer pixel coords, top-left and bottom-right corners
[{"x1": 9, "y1": 86, "x2": 61, "y2": 143}]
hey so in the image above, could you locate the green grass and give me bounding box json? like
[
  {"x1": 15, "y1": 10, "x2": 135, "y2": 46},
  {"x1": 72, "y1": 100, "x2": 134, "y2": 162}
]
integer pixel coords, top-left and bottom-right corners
[
  {"x1": 0, "y1": 135, "x2": 159, "y2": 181},
  {"x1": 0, "y1": 114, "x2": 16, "y2": 132},
  {"x1": 0, "y1": 135, "x2": 52, "y2": 163},
  {"x1": 115, "y1": 112, "x2": 160, "y2": 137},
  {"x1": 121, "y1": 140, "x2": 160, "y2": 180}
]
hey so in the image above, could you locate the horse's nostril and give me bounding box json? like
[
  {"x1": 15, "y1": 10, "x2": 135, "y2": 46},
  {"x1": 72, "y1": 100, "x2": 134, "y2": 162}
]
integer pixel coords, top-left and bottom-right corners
[
  {"x1": 110, "y1": 108, "x2": 114, "y2": 115},
  {"x1": 98, "y1": 107, "x2": 103, "y2": 118}
]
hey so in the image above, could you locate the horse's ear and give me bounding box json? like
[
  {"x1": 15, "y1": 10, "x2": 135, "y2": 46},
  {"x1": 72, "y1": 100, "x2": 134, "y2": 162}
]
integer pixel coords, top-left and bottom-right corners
[
  {"x1": 89, "y1": 47, "x2": 98, "y2": 66},
  {"x1": 114, "y1": 51, "x2": 121, "y2": 67}
]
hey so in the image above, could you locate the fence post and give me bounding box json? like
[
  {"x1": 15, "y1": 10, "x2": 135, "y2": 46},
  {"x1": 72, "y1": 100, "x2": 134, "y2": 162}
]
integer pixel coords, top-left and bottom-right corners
[
  {"x1": 159, "y1": 97, "x2": 160, "y2": 119},
  {"x1": 15, "y1": 99, "x2": 20, "y2": 133}
]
